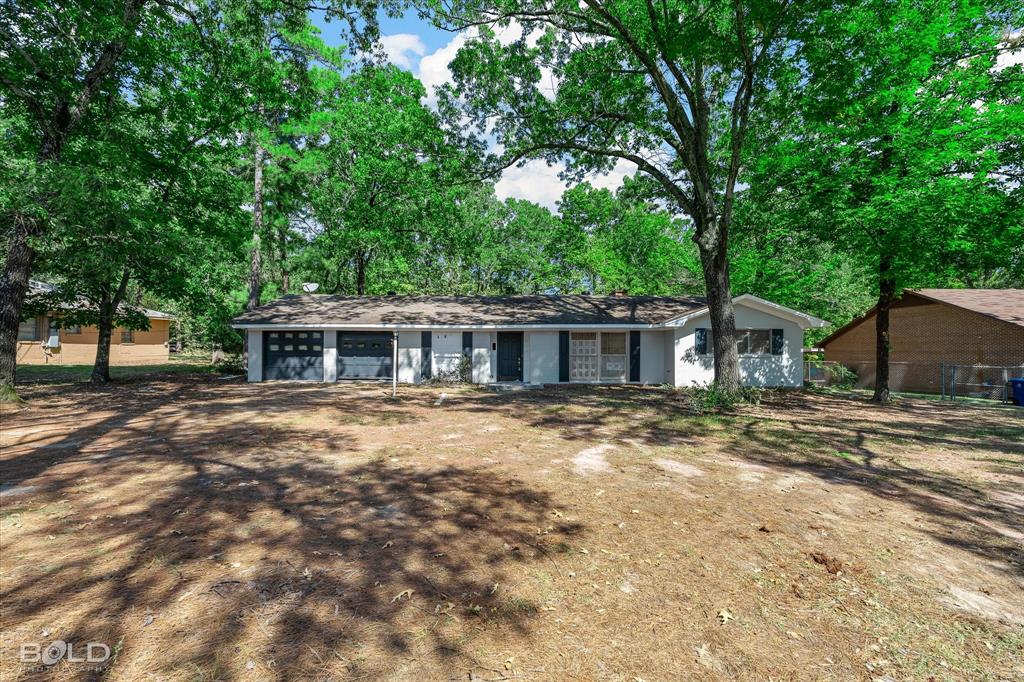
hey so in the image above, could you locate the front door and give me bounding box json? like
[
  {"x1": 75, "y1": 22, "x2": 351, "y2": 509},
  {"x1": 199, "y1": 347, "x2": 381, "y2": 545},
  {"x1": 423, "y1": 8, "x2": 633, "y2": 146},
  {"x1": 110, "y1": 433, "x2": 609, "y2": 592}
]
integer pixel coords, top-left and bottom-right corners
[{"x1": 496, "y1": 332, "x2": 523, "y2": 381}]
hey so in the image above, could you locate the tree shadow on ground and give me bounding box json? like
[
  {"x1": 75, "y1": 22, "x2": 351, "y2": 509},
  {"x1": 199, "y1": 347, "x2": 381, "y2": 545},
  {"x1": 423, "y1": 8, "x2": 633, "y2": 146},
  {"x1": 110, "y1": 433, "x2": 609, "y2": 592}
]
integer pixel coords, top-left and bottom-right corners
[
  {"x1": 462, "y1": 385, "x2": 1024, "y2": 581},
  {"x1": 1, "y1": 377, "x2": 580, "y2": 679}
]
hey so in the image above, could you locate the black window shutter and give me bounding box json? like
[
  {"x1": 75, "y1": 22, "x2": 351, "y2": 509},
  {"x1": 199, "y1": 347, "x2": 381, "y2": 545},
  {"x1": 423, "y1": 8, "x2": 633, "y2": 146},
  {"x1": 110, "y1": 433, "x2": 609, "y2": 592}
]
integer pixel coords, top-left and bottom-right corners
[
  {"x1": 629, "y1": 331, "x2": 641, "y2": 382},
  {"x1": 771, "y1": 329, "x2": 784, "y2": 355},
  {"x1": 558, "y1": 331, "x2": 570, "y2": 382},
  {"x1": 695, "y1": 328, "x2": 708, "y2": 355},
  {"x1": 462, "y1": 331, "x2": 473, "y2": 358},
  {"x1": 421, "y1": 331, "x2": 432, "y2": 379}
]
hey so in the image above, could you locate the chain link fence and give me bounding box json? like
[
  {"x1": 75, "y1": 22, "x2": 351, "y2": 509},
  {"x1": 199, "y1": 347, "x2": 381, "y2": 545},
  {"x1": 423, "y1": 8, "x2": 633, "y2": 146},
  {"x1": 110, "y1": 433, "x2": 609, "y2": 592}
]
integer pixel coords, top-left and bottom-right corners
[{"x1": 941, "y1": 364, "x2": 1024, "y2": 401}]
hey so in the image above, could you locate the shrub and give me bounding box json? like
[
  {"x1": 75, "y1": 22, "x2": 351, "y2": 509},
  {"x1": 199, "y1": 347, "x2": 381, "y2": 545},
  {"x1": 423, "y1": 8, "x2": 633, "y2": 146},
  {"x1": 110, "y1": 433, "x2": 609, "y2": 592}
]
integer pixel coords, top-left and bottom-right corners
[
  {"x1": 424, "y1": 355, "x2": 472, "y2": 385},
  {"x1": 827, "y1": 363, "x2": 857, "y2": 389},
  {"x1": 216, "y1": 354, "x2": 246, "y2": 375},
  {"x1": 669, "y1": 383, "x2": 765, "y2": 414}
]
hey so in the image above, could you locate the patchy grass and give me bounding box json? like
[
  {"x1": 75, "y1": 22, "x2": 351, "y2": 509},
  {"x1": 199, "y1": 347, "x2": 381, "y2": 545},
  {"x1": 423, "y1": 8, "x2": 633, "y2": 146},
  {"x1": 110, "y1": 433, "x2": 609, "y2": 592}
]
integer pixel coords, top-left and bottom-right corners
[
  {"x1": 14, "y1": 355, "x2": 234, "y2": 384},
  {"x1": 1, "y1": 379, "x2": 1022, "y2": 681}
]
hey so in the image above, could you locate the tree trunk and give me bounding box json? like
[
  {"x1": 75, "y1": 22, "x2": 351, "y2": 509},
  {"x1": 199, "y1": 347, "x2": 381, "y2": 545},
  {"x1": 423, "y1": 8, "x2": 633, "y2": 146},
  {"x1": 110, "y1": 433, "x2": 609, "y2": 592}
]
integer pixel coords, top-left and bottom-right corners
[
  {"x1": 356, "y1": 253, "x2": 367, "y2": 295},
  {"x1": 92, "y1": 302, "x2": 115, "y2": 384},
  {"x1": 247, "y1": 144, "x2": 266, "y2": 311},
  {"x1": 0, "y1": 1, "x2": 145, "y2": 400},
  {"x1": 91, "y1": 270, "x2": 130, "y2": 383},
  {"x1": 697, "y1": 232, "x2": 741, "y2": 391},
  {"x1": 279, "y1": 227, "x2": 290, "y2": 294},
  {"x1": 872, "y1": 260, "x2": 897, "y2": 403},
  {"x1": 0, "y1": 223, "x2": 37, "y2": 395},
  {"x1": 0, "y1": 131, "x2": 62, "y2": 395}
]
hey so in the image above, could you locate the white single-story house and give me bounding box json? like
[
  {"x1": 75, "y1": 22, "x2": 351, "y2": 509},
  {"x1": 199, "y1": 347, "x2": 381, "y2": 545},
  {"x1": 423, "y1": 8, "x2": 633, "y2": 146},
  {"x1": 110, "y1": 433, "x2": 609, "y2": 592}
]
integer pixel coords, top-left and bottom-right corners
[{"x1": 230, "y1": 293, "x2": 828, "y2": 386}]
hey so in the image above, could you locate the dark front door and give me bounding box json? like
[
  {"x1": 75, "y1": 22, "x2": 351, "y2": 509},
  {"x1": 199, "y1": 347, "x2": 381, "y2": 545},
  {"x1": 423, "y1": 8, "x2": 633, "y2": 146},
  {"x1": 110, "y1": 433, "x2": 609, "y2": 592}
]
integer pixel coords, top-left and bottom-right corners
[
  {"x1": 338, "y1": 332, "x2": 394, "y2": 380},
  {"x1": 496, "y1": 332, "x2": 523, "y2": 382},
  {"x1": 263, "y1": 331, "x2": 324, "y2": 381}
]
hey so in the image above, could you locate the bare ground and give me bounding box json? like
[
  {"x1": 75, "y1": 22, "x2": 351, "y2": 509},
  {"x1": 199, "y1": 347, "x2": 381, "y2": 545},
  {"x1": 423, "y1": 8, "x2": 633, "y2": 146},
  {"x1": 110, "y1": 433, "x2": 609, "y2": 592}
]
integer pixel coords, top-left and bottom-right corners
[{"x1": 1, "y1": 377, "x2": 1022, "y2": 681}]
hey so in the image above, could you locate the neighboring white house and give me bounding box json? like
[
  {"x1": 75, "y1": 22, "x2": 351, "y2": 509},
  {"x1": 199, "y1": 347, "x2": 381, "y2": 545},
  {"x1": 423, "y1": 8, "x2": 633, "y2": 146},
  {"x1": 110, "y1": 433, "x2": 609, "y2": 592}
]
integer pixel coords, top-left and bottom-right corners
[{"x1": 231, "y1": 293, "x2": 828, "y2": 387}]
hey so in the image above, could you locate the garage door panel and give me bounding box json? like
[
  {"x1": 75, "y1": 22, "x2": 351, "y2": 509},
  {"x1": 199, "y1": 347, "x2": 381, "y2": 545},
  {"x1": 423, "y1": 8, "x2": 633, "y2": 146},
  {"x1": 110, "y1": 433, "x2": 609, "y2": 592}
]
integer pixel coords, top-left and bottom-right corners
[
  {"x1": 264, "y1": 331, "x2": 324, "y2": 381},
  {"x1": 339, "y1": 332, "x2": 393, "y2": 380}
]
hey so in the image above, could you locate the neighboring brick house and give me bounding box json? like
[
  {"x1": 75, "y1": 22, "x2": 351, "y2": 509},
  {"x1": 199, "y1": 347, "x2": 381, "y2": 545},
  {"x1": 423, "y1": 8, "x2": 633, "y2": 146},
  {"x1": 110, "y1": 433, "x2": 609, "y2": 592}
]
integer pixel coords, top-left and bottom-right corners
[
  {"x1": 821, "y1": 289, "x2": 1024, "y2": 394},
  {"x1": 17, "y1": 280, "x2": 173, "y2": 366}
]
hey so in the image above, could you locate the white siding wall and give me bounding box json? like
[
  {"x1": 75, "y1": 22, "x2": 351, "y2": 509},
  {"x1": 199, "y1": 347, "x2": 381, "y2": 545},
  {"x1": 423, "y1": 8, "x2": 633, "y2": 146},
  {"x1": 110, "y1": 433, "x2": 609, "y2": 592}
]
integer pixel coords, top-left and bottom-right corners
[
  {"x1": 639, "y1": 331, "x2": 667, "y2": 384},
  {"x1": 247, "y1": 330, "x2": 263, "y2": 382},
  {"x1": 671, "y1": 305, "x2": 804, "y2": 387},
  {"x1": 526, "y1": 331, "x2": 559, "y2": 384},
  {"x1": 323, "y1": 330, "x2": 338, "y2": 382},
  {"x1": 432, "y1": 331, "x2": 462, "y2": 376},
  {"x1": 663, "y1": 331, "x2": 675, "y2": 386},
  {"x1": 397, "y1": 331, "x2": 421, "y2": 384},
  {"x1": 472, "y1": 331, "x2": 492, "y2": 384}
]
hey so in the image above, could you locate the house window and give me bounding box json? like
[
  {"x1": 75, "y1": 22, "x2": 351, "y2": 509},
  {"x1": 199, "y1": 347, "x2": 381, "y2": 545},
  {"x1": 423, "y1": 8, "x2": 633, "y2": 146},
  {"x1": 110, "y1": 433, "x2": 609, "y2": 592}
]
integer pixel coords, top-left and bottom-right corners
[
  {"x1": 121, "y1": 329, "x2": 135, "y2": 344},
  {"x1": 18, "y1": 318, "x2": 39, "y2": 341},
  {"x1": 570, "y1": 332, "x2": 598, "y2": 381},
  {"x1": 697, "y1": 328, "x2": 783, "y2": 356},
  {"x1": 736, "y1": 329, "x2": 771, "y2": 355},
  {"x1": 600, "y1": 332, "x2": 627, "y2": 381},
  {"x1": 65, "y1": 325, "x2": 82, "y2": 335}
]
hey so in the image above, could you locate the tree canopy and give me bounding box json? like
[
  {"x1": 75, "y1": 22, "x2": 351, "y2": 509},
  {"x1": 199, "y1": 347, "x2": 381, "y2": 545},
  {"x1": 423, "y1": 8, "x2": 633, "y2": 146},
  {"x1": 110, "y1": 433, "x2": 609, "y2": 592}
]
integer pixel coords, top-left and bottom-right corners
[{"x1": 1, "y1": 0, "x2": 1022, "y2": 400}]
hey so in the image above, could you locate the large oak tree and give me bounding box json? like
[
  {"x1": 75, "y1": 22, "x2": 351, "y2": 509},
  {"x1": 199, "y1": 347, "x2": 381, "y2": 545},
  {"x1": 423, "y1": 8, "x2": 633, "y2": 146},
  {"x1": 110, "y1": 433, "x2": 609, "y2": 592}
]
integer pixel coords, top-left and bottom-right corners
[{"x1": 428, "y1": 0, "x2": 820, "y2": 389}]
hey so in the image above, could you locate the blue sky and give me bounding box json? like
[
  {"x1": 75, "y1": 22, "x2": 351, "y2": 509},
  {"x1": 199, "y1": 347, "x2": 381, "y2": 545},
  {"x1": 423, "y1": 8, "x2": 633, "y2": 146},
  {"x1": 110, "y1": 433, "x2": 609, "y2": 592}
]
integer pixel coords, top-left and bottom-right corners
[{"x1": 308, "y1": 9, "x2": 633, "y2": 209}]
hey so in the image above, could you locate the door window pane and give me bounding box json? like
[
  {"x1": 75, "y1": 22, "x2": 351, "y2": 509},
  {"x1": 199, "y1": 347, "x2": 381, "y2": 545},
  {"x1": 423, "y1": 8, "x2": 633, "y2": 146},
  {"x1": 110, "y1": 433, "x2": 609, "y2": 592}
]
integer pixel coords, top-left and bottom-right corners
[
  {"x1": 601, "y1": 333, "x2": 626, "y2": 355},
  {"x1": 599, "y1": 332, "x2": 627, "y2": 381},
  {"x1": 570, "y1": 332, "x2": 599, "y2": 381}
]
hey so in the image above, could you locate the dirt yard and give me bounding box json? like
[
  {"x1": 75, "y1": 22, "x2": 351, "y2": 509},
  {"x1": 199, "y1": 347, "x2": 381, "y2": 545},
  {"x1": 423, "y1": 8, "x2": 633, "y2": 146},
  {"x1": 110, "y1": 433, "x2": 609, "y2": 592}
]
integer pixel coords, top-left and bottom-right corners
[{"x1": 1, "y1": 377, "x2": 1022, "y2": 681}]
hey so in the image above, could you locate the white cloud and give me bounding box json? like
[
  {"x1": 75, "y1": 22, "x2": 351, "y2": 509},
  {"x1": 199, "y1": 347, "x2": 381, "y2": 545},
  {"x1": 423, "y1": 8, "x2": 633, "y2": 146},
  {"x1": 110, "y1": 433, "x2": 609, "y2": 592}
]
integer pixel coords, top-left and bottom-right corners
[
  {"x1": 378, "y1": 33, "x2": 427, "y2": 71},
  {"x1": 996, "y1": 37, "x2": 1022, "y2": 70},
  {"x1": 417, "y1": 27, "x2": 632, "y2": 207},
  {"x1": 495, "y1": 160, "x2": 568, "y2": 208},
  {"x1": 418, "y1": 21, "x2": 558, "y2": 103},
  {"x1": 418, "y1": 31, "x2": 469, "y2": 99},
  {"x1": 496, "y1": 158, "x2": 634, "y2": 209}
]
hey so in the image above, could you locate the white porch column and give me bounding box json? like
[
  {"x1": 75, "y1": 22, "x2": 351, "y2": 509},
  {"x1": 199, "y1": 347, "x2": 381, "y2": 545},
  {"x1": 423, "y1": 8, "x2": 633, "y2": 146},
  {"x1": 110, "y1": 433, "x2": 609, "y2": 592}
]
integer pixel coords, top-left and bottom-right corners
[
  {"x1": 323, "y1": 330, "x2": 338, "y2": 382},
  {"x1": 247, "y1": 330, "x2": 263, "y2": 382}
]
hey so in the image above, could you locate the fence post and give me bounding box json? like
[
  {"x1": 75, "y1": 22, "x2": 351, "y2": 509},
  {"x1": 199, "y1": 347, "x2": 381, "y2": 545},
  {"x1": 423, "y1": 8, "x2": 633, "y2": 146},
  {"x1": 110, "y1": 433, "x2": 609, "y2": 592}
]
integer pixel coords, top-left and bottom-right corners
[
  {"x1": 951, "y1": 365, "x2": 956, "y2": 400},
  {"x1": 941, "y1": 362, "x2": 945, "y2": 400}
]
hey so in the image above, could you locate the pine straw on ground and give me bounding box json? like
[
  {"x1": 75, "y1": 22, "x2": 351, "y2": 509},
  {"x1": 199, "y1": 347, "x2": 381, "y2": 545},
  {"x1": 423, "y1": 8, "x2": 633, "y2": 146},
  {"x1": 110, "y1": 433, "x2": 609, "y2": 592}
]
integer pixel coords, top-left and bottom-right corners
[{"x1": 1, "y1": 377, "x2": 1022, "y2": 681}]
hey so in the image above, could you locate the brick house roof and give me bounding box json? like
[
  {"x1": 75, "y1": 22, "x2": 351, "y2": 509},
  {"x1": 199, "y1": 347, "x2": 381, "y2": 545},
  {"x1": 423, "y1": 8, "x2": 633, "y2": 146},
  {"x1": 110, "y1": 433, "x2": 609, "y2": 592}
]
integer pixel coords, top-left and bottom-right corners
[
  {"x1": 820, "y1": 288, "x2": 1024, "y2": 346},
  {"x1": 911, "y1": 289, "x2": 1024, "y2": 328}
]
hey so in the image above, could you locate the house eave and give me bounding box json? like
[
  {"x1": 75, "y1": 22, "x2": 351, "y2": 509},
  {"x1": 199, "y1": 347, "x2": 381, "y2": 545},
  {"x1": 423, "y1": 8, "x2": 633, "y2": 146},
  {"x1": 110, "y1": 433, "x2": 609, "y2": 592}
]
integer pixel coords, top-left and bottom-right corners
[
  {"x1": 660, "y1": 294, "x2": 829, "y2": 330},
  {"x1": 231, "y1": 322, "x2": 666, "y2": 331}
]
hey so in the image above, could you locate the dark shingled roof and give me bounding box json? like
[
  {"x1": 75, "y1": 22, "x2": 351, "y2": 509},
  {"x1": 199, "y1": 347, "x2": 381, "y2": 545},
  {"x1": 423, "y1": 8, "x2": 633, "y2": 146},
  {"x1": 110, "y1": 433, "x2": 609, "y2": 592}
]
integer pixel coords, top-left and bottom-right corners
[{"x1": 231, "y1": 294, "x2": 709, "y2": 327}]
